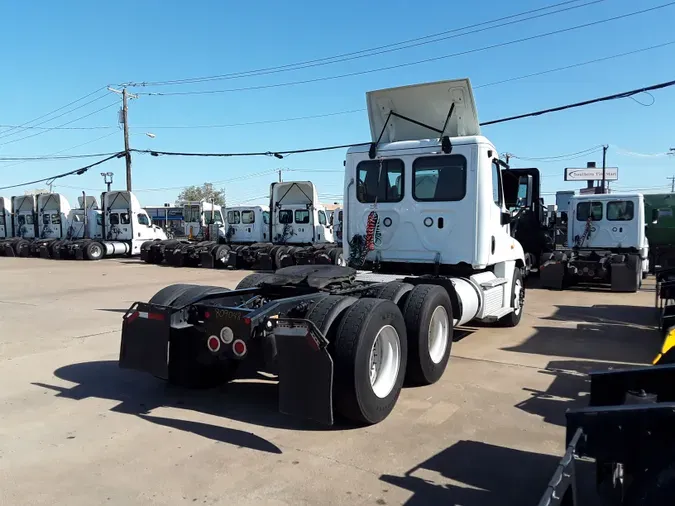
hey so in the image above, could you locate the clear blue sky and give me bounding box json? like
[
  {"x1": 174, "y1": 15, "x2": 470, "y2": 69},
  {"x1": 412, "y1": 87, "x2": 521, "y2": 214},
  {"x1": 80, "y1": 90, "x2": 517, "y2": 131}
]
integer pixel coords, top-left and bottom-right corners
[{"x1": 1, "y1": 0, "x2": 674, "y2": 207}]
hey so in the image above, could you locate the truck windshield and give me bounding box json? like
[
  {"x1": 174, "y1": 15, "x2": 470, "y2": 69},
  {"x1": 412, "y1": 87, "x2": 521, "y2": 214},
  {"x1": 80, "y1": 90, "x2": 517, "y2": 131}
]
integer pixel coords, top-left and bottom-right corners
[
  {"x1": 184, "y1": 205, "x2": 200, "y2": 223},
  {"x1": 607, "y1": 201, "x2": 634, "y2": 221},
  {"x1": 357, "y1": 159, "x2": 403, "y2": 203},
  {"x1": 577, "y1": 202, "x2": 603, "y2": 221}
]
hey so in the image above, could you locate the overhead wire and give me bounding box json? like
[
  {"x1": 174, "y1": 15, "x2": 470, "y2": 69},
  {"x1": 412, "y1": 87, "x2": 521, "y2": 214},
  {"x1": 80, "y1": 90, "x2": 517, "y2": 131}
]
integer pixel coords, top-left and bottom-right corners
[
  {"x1": 0, "y1": 86, "x2": 107, "y2": 138},
  {"x1": 0, "y1": 153, "x2": 124, "y2": 191},
  {"x1": 136, "y1": 3, "x2": 675, "y2": 96},
  {"x1": 0, "y1": 93, "x2": 112, "y2": 141},
  {"x1": 128, "y1": 79, "x2": 675, "y2": 159},
  {"x1": 0, "y1": 132, "x2": 119, "y2": 169},
  {"x1": 127, "y1": 0, "x2": 603, "y2": 87},
  {"x1": 0, "y1": 102, "x2": 120, "y2": 147}
]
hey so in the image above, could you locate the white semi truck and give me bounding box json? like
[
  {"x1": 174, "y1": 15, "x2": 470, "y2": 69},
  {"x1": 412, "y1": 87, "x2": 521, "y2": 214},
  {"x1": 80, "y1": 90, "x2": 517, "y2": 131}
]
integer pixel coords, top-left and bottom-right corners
[
  {"x1": 142, "y1": 182, "x2": 343, "y2": 269},
  {"x1": 0, "y1": 191, "x2": 166, "y2": 260},
  {"x1": 540, "y1": 192, "x2": 649, "y2": 292},
  {"x1": 119, "y1": 78, "x2": 526, "y2": 426}
]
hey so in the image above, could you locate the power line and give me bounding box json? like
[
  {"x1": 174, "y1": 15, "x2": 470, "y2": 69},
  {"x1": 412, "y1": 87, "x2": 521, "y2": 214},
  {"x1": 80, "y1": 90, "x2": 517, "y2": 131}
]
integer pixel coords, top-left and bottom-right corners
[
  {"x1": 133, "y1": 109, "x2": 364, "y2": 130},
  {"x1": 481, "y1": 79, "x2": 675, "y2": 126},
  {"x1": 0, "y1": 132, "x2": 119, "y2": 169},
  {"x1": 0, "y1": 124, "x2": 114, "y2": 131},
  {"x1": 137, "y1": 3, "x2": 675, "y2": 96},
  {"x1": 511, "y1": 145, "x2": 603, "y2": 161},
  {"x1": 0, "y1": 151, "x2": 120, "y2": 162},
  {"x1": 0, "y1": 102, "x2": 119, "y2": 147},
  {"x1": 0, "y1": 87, "x2": 107, "y2": 138},
  {"x1": 0, "y1": 153, "x2": 124, "y2": 191},
  {"x1": 127, "y1": 0, "x2": 602, "y2": 87},
  {"x1": 129, "y1": 78, "x2": 675, "y2": 159},
  {"x1": 0, "y1": 93, "x2": 111, "y2": 141}
]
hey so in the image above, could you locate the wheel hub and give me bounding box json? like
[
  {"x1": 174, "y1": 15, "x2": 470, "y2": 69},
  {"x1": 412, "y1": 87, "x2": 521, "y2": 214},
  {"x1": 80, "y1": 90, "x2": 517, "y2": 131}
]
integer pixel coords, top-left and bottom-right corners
[
  {"x1": 368, "y1": 325, "x2": 401, "y2": 399},
  {"x1": 427, "y1": 306, "x2": 449, "y2": 364},
  {"x1": 513, "y1": 279, "x2": 524, "y2": 315}
]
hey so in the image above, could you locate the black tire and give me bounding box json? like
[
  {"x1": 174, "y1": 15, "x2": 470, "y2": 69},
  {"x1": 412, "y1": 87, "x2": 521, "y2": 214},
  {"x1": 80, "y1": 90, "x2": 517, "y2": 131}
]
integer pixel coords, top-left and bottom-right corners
[
  {"x1": 498, "y1": 269, "x2": 525, "y2": 327},
  {"x1": 149, "y1": 283, "x2": 229, "y2": 308},
  {"x1": 50, "y1": 240, "x2": 63, "y2": 258},
  {"x1": 401, "y1": 285, "x2": 453, "y2": 386},
  {"x1": 235, "y1": 272, "x2": 272, "y2": 289},
  {"x1": 14, "y1": 239, "x2": 31, "y2": 257},
  {"x1": 329, "y1": 247, "x2": 345, "y2": 266},
  {"x1": 275, "y1": 246, "x2": 293, "y2": 269},
  {"x1": 370, "y1": 281, "x2": 414, "y2": 305},
  {"x1": 305, "y1": 295, "x2": 358, "y2": 336},
  {"x1": 212, "y1": 244, "x2": 230, "y2": 265},
  {"x1": 85, "y1": 241, "x2": 104, "y2": 260},
  {"x1": 141, "y1": 240, "x2": 154, "y2": 263},
  {"x1": 332, "y1": 298, "x2": 407, "y2": 425}
]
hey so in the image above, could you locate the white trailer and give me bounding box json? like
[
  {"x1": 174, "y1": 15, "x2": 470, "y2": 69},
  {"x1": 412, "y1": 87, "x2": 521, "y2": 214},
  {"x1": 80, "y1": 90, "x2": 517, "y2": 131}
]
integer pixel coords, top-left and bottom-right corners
[
  {"x1": 119, "y1": 78, "x2": 526, "y2": 427},
  {"x1": 540, "y1": 192, "x2": 649, "y2": 292}
]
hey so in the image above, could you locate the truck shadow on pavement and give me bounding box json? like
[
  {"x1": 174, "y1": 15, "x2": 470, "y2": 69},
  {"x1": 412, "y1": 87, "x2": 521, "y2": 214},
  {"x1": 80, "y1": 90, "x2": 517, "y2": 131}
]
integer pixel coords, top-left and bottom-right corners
[
  {"x1": 379, "y1": 439, "x2": 594, "y2": 506},
  {"x1": 514, "y1": 359, "x2": 640, "y2": 427},
  {"x1": 504, "y1": 304, "x2": 659, "y2": 364},
  {"x1": 32, "y1": 359, "x2": 351, "y2": 449}
]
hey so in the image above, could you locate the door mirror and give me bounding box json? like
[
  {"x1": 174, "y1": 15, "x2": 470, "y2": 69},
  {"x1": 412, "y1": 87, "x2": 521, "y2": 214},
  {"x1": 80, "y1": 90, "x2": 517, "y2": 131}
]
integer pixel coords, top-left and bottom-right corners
[
  {"x1": 501, "y1": 211, "x2": 512, "y2": 226},
  {"x1": 517, "y1": 175, "x2": 534, "y2": 208},
  {"x1": 652, "y1": 209, "x2": 659, "y2": 224}
]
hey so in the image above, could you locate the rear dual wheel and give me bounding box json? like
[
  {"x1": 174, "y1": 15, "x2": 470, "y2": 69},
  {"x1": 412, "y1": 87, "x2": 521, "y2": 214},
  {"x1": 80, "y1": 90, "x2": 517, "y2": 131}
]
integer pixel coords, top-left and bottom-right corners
[
  {"x1": 326, "y1": 298, "x2": 408, "y2": 425},
  {"x1": 366, "y1": 282, "x2": 454, "y2": 386}
]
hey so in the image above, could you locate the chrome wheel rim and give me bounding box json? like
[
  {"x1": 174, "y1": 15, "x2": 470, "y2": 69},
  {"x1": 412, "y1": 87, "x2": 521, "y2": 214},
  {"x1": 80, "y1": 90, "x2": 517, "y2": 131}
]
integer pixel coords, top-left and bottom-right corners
[
  {"x1": 368, "y1": 325, "x2": 401, "y2": 398},
  {"x1": 428, "y1": 306, "x2": 450, "y2": 364}
]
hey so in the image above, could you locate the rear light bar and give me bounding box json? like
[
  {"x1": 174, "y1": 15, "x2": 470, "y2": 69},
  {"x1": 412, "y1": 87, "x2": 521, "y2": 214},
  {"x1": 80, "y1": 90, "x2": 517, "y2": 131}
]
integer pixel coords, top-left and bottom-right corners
[{"x1": 126, "y1": 311, "x2": 165, "y2": 324}]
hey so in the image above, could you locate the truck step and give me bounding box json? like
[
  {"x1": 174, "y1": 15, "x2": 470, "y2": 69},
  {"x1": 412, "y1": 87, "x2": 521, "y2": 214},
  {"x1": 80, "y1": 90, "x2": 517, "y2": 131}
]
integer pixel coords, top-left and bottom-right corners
[{"x1": 479, "y1": 277, "x2": 508, "y2": 289}]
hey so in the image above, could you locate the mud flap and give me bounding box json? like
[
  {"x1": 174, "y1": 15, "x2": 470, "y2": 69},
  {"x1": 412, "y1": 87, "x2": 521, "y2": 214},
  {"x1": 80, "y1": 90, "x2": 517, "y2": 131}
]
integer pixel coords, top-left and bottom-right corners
[
  {"x1": 119, "y1": 303, "x2": 171, "y2": 379},
  {"x1": 39, "y1": 245, "x2": 51, "y2": 259},
  {"x1": 256, "y1": 252, "x2": 274, "y2": 271},
  {"x1": 200, "y1": 250, "x2": 215, "y2": 269},
  {"x1": 611, "y1": 263, "x2": 638, "y2": 292},
  {"x1": 4, "y1": 244, "x2": 15, "y2": 257},
  {"x1": 75, "y1": 247, "x2": 85, "y2": 260},
  {"x1": 274, "y1": 319, "x2": 334, "y2": 426},
  {"x1": 540, "y1": 263, "x2": 566, "y2": 290}
]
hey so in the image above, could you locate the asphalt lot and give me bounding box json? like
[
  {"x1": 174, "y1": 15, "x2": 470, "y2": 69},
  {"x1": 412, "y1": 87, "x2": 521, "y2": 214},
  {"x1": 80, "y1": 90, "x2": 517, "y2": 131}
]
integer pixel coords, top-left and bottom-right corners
[{"x1": 0, "y1": 257, "x2": 660, "y2": 506}]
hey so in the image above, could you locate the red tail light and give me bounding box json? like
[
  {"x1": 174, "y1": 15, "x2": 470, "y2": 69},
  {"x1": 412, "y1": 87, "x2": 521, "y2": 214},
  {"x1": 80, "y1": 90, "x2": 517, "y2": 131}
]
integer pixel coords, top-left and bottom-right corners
[
  {"x1": 243, "y1": 317, "x2": 251, "y2": 325},
  {"x1": 207, "y1": 336, "x2": 221, "y2": 353},
  {"x1": 232, "y1": 339, "x2": 247, "y2": 357},
  {"x1": 148, "y1": 312, "x2": 164, "y2": 321}
]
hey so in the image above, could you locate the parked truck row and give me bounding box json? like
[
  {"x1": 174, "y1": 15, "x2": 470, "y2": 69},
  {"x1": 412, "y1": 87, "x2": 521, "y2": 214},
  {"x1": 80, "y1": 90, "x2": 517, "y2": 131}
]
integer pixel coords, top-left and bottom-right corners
[
  {"x1": 0, "y1": 191, "x2": 167, "y2": 260},
  {"x1": 140, "y1": 181, "x2": 346, "y2": 270}
]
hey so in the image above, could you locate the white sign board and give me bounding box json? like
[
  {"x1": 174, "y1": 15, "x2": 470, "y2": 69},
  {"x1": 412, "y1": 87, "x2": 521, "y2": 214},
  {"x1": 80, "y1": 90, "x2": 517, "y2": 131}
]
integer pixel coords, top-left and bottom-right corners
[{"x1": 564, "y1": 167, "x2": 618, "y2": 181}]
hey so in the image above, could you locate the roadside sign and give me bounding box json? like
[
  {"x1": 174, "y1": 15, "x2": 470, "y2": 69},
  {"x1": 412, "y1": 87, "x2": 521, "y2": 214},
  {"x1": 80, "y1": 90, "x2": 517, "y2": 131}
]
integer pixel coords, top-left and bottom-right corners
[{"x1": 565, "y1": 167, "x2": 618, "y2": 181}]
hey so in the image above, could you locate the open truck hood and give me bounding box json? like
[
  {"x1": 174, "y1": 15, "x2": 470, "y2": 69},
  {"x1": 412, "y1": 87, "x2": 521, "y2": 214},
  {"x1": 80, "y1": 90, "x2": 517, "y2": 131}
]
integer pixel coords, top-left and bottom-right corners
[
  {"x1": 271, "y1": 181, "x2": 318, "y2": 207},
  {"x1": 366, "y1": 78, "x2": 480, "y2": 143}
]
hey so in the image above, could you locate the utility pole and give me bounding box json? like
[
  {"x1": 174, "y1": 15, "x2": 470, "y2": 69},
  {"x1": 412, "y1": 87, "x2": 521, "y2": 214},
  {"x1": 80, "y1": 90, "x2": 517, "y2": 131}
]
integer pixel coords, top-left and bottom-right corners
[
  {"x1": 278, "y1": 169, "x2": 283, "y2": 182},
  {"x1": 107, "y1": 87, "x2": 137, "y2": 191},
  {"x1": 122, "y1": 88, "x2": 132, "y2": 191},
  {"x1": 668, "y1": 176, "x2": 675, "y2": 193},
  {"x1": 504, "y1": 153, "x2": 511, "y2": 165},
  {"x1": 601, "y1": 145, "x2": 608, "y2": 194}
]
